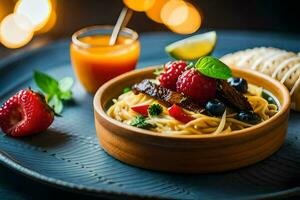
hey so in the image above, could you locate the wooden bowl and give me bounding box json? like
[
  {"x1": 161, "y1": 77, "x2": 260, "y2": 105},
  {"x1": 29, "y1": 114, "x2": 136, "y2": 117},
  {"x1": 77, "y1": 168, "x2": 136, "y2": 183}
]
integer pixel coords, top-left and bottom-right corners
[{"x1": 93, "y1": 66, "x2": 291, "y2": 173}]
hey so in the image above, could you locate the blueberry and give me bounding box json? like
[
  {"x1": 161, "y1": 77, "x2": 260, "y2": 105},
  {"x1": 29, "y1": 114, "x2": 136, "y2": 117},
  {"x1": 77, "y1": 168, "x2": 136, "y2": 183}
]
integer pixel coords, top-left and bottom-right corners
[
  {"x1": 236, "y1": 111, "x2": 261, "y2": 124},
  {"x1": 205, "y1": 99, "x2": 226, "y2": 116},
  {"x1": 227, "y1": 77, "x2": 248, "y2": 93}
]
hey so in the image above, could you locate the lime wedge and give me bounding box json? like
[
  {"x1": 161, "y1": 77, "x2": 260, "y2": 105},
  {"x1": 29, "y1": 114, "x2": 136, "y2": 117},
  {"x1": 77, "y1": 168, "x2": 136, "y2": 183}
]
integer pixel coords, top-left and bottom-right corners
[{"x1": 165, "y1": 31, "x2": 217, "y2": 61}]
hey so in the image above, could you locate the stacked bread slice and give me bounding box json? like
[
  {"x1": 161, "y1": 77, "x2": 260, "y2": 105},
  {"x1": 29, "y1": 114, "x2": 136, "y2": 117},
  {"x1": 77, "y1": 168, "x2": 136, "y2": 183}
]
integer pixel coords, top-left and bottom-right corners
[{"x1": 221, "y1": 47, "x2": 300, "y2": 111}]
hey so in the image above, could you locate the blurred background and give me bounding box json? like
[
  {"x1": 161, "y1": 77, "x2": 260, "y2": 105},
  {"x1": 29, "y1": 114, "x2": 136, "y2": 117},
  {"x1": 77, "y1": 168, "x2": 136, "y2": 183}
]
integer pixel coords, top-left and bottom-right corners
[{"x1": 0, "y1": 0, "x2": 299, "y2": 55}]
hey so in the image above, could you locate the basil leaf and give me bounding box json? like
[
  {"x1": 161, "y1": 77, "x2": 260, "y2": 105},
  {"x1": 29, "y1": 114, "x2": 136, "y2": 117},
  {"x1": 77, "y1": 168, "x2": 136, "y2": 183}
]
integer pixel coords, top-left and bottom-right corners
[
  {"x1": 59, "y1": 77, "x2": 74, "y2": 92},
  {"x1": 59, "y1": 91, "x2": 73, "y2": 100},
  {"x1": 34, "y1": 71, "x2": 59, "y2": 94},
  {"x1": 48, "y1": 95, "x2": 63, "y2": 114},
  {"x1": 195, "y1": 56, "x2": 232, "y2": 80}
]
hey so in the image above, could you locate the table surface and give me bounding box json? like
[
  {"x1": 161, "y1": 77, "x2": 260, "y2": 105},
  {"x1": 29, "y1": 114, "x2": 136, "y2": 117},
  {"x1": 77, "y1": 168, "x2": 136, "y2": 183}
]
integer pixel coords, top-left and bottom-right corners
[{"x1": 1, "y1": 30, "x2": 300, "y2": 200}]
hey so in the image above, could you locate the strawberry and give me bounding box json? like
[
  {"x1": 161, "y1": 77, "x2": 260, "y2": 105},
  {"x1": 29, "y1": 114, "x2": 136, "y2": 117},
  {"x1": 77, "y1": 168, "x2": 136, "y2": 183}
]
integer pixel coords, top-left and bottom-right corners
[
  {"x1": 0, "y1": 89, "x2": 54, "y2": 137},
  {"x1": 176, "y1": 68, "x2": 216, "y2": 105},
  {"x1": 158, "y1": 61, "x2": 188, "y2": 90}
]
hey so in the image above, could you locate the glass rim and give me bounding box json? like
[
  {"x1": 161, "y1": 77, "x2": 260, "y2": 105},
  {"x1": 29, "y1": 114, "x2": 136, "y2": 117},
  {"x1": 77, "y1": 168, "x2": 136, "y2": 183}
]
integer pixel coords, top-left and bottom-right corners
[{"x1": 71, "y1": 25, "x2": 139, "y2": 48}]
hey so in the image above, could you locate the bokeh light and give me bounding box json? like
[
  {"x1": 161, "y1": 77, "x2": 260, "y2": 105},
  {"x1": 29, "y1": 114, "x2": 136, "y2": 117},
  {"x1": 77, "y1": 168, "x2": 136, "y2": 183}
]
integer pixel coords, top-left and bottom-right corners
[
  {"x1": 15, "y1": 0, "x2": 52, "y2": 31},
  {"x1": 0, "y1": 13, "x2": 34, "y2": 48},
  {"x1": 0, "y1": 0, "x2": 55, "y2": 48},
  {"x1": 37, "y1": 9, "x2": 57, "y2": 34},
  {"x1": 143, "y1": 0, "x2": 202, "y2": 34},
  {"x1": 123, "y1": 0, "x2": 155, "y2": 12},
  {"x1": 0, "y1": 4, "x2": 5, "y2": 22},
  {"x1": 161, "y1": 0, "x2": 188, "y2": 26},
  {"x1": 162, "y1": 1, "x2": 201, "y2": 34},
  {"x1": 146, "y1": 0, "x2": 168, "y2": 23}
]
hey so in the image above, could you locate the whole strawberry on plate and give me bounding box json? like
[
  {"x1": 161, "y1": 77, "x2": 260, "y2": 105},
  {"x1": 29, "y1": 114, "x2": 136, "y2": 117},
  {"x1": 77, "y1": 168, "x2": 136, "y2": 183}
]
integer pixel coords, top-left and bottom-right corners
[{"x1": 0, "y1": 89, "x2": 55, "y2": 137}]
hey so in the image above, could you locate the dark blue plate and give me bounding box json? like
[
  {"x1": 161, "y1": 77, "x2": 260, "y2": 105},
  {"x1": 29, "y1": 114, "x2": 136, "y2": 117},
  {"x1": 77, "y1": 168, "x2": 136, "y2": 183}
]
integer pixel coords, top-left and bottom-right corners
[{"x1": 1, "y1": 31, "x2": 300, "y2": 200}]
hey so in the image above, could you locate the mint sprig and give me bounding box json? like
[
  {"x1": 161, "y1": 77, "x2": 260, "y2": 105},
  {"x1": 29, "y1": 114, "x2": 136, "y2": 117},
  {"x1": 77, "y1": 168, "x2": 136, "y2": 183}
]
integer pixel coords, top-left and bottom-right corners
[
  {"x1": 195, "y1": 56, "x2": 232, "y2": 80},
  {"x1": 33, "y1": 71, "x2": 74, "y2": 114}
]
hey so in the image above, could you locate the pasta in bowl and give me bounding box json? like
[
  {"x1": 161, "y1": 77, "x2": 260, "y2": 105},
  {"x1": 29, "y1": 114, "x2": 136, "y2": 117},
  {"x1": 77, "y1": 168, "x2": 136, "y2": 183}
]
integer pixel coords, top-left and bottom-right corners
[
  {"x1": 94, "y1": 58, "x2": 290, "y2": 173},
  {"x1": 107, "y1": 83, "x2": 277, "y2": 135}
]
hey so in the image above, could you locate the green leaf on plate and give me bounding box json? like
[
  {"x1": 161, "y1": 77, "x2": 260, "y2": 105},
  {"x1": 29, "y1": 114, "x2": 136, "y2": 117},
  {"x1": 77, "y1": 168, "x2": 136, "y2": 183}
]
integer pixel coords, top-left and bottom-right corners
[
  {"x1": 59, "y1": 77, "x2": 74, "y2": 92},
  {"x1": 48, "y1": 95, "x2": 63, "y2": 114},
  {"x1": 33, "y1": 71, "x2": 59, "y2": 95},
  {"x1": 195, "y1": 56, "x2": 232, "y2": 80},
  {"x1": 59, "y1": 91, "x2": 73, "y2": 100},
  {"x1": 33, "y1": 71, "x2": 74, "y2": 114}
]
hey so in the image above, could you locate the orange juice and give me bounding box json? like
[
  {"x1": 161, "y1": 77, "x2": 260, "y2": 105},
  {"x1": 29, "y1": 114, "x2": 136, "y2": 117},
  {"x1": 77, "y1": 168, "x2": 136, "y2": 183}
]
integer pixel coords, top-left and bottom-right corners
[{"x1": 71, "y1": 26, "x2": 140, "y2": 93}]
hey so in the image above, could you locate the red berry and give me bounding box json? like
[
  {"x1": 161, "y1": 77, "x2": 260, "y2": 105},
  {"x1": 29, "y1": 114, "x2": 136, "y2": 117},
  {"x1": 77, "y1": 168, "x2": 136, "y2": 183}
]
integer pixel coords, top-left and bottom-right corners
[
  {"x1": 176, "y1": 68, "x2": 216, "y2": 105},
  {"x1": 0, "y1": 89, "x2": 54, "y2": 137},
  {"x1": 158, "y1": 61, "x2": 187, "y2": 90}
]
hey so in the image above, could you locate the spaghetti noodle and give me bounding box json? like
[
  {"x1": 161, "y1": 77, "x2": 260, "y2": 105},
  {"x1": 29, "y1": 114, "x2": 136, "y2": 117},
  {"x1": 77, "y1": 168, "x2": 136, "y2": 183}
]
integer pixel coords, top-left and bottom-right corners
[{"x1": 107, "y1": 84, "x2": 277, "y2": 135}]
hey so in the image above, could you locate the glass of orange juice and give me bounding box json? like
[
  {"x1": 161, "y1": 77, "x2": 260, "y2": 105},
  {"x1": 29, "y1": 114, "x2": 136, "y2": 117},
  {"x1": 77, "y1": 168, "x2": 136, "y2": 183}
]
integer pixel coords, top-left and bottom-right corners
[{"x1": 71, "y1": 25, "x2": 140, "y2": 93}]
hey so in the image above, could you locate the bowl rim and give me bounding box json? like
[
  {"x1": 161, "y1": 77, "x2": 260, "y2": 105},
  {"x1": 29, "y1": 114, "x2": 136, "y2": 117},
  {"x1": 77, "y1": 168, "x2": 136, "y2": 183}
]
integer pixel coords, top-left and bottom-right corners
[{"x1": 94, "y1": 66, "x2": 291, "y2": 140}]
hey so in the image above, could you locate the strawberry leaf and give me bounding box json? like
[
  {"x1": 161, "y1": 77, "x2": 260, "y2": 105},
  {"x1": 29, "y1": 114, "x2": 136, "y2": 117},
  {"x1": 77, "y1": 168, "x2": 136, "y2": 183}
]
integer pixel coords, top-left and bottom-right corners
[
  {"x1": 59, "y1": 91, "x2": 73, "y2": 100},
  {"x1": 59, "y1": 77, "x2": 74, "y2": 92},
  {"x1": 34, "y1": 71, "x2": 59, "y2": 95},
  {"x1": 33, "y1": 71, "x2": 74, "y2": 114},
  {"x1": 48, "y1": 95, "x2": 63, "y2": 114}
]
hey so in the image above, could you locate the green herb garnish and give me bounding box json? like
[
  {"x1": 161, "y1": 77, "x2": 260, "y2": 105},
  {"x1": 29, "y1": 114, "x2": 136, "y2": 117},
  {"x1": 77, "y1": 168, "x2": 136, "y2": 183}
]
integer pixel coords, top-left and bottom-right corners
[
  {"x1": 153, "y1": 67, "x2": 163, "y2": 76},
  {"x1": 179, "y1": 97, "x2": 187, "y2": 103},
  {"x1": 33, "y1": 71, "x2": 74, "y2": 114},
  {"x1": 130, "y1": 115, "x2": 156, "y2": 129},
  {"x1": 148, "y1": 103, "x2": 163, "y2": 117},
  {"x1": 123, "y1": 87, "x2": 131, "y2": 94},
  {"x1": 195, "y1": 56, "x2": 232, "y2": 80},
  {"x1": 186, "y1": 62, "x2": 194, "y2": 69}
]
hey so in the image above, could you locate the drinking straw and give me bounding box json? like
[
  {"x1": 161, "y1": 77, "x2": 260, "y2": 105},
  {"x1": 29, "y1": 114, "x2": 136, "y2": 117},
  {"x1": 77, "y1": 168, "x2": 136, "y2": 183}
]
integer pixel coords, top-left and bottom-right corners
[{"x1": 109, "y1": 7, "x2": 133, "y2": 46}]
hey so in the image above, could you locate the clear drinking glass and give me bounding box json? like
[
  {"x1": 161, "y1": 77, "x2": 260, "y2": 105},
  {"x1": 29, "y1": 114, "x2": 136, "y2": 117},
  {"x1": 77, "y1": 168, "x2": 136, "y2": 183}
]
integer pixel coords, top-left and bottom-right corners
[{"x1": 71, "y1": 25, "x2": 140, "y2": 93}]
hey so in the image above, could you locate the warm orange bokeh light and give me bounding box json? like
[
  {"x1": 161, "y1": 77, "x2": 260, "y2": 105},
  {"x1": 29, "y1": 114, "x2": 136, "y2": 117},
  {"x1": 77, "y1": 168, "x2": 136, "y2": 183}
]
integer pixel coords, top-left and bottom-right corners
[
  {"x1": 15, "y1": 0, "x2": 52, "y2": 31},
  {"x1": 0, "y1": 13, "x2": 34, "y2": 48},
  {"x1": 146, "y1": 0, "x2": 168, "y2": 23},
  {"x1": 161, "y1": 0, "x2": 188, "y2": 27},
  {"x1": 0, "y1": 0, "x2": 56, "y2": 48},
  {"x1": 123, "y1": 0, "x2": 155, "y2": 12},
  {"x1": 162, "y1": 1, "x2": 201, "y2": 34},
  {"x1": 37, "y1": 10, "x2": 57, "y2": 34},
  {"x1": 0, "y1": 4, "x2": 5, "y2": 22}
]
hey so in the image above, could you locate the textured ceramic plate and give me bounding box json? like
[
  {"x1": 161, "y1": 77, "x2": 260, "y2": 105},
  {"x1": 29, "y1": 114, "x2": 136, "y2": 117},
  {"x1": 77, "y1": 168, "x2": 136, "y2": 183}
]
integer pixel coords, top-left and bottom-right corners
[{"x1": 1, "y1": 32, "x2": 300, "y2": 199}]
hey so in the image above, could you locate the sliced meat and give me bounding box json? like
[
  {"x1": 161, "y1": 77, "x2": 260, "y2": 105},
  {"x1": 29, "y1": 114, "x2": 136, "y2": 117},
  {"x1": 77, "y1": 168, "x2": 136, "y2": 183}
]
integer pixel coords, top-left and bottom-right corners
[
  {"x1": 216, "y1": 79, "x2": 253, "y2": 111},
  {"x1": 132, "y1": 79, "x2": 204, "y2": 113}
]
